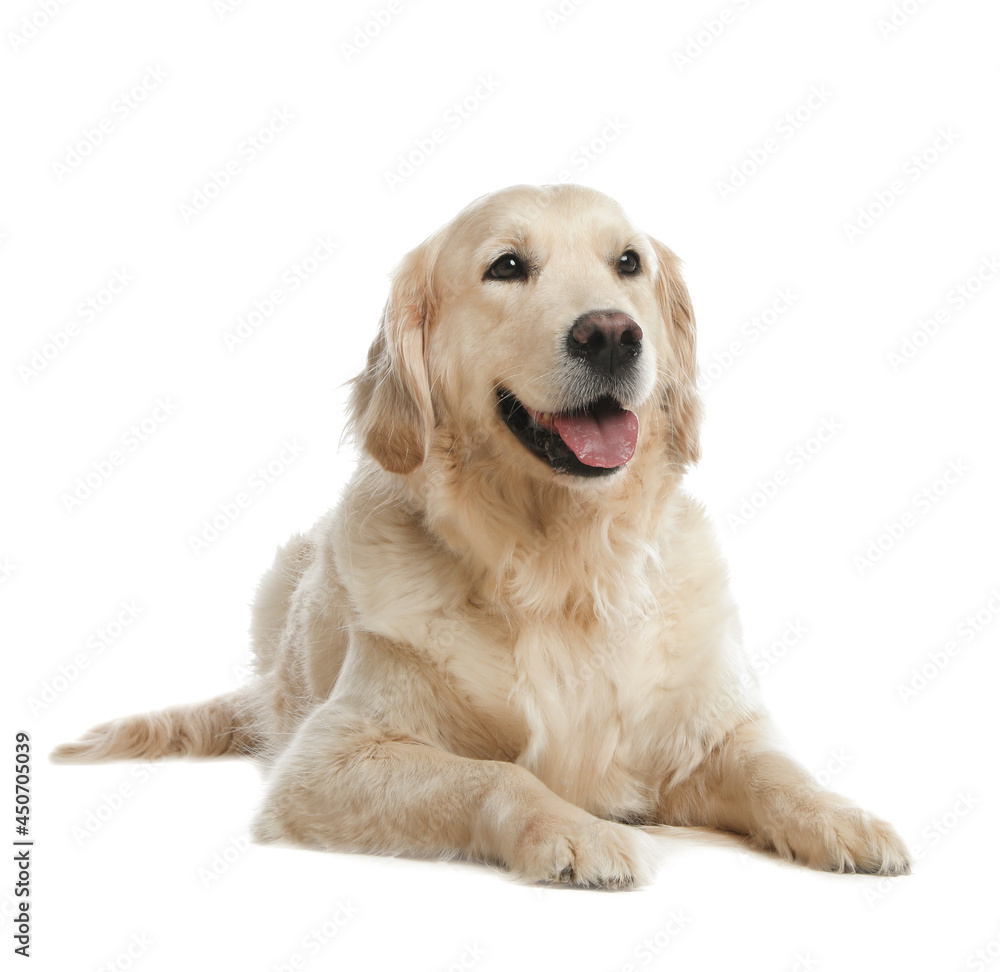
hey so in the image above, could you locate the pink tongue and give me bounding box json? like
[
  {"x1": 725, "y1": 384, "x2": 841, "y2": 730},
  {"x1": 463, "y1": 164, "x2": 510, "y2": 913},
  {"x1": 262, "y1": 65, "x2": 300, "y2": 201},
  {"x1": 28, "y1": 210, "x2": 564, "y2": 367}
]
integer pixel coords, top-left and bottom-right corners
[{"x1": 553, "y1": 407, "x2": 639, "y2": 468}]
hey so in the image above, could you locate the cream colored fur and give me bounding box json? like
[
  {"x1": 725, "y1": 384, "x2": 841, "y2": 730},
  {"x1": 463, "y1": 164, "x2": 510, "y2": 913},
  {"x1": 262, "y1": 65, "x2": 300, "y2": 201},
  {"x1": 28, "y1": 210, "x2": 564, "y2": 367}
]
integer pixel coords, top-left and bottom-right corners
[{"x1": 53, "y1": 185, "x2": 910, "y2": 886}]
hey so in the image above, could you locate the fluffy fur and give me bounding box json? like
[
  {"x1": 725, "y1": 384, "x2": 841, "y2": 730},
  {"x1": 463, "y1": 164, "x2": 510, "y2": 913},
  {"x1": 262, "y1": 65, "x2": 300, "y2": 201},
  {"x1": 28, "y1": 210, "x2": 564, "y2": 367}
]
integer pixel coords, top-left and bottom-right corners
[{"x1": 53, "y1": 185, "x2": 910, "y2": 887}]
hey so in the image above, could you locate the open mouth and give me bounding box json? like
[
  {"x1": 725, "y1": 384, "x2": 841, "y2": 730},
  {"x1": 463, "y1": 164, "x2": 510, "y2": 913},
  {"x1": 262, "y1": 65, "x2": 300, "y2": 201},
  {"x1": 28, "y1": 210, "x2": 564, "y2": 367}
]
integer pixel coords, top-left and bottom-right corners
[{"x1": 497, "y1": 389, "x2": 639, "y2": 477}]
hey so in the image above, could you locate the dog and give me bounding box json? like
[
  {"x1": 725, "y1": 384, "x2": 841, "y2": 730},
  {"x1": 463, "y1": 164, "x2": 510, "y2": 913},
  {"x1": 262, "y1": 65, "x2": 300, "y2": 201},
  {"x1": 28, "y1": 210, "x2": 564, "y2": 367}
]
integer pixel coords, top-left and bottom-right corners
[{"x1": 53, "y1": 184, "x2": 911, "y2": 887}]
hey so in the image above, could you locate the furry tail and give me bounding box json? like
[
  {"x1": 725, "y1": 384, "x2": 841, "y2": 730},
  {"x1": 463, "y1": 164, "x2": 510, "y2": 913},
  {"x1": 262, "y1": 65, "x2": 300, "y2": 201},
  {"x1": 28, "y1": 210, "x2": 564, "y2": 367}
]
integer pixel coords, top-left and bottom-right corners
[{"x1": 50, "y1": 691, "x2": 257, "y2": 763}]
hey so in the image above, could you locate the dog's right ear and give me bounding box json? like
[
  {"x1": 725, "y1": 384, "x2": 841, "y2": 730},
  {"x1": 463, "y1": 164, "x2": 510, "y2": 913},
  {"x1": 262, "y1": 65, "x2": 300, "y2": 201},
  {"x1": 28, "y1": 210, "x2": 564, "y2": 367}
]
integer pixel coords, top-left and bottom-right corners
[
  {"x1": 650, "y1": 238, "x2": 701, "y2": 469},
  {"x1": 347, "y1": 244, "x2": 436, "y2": 475}
]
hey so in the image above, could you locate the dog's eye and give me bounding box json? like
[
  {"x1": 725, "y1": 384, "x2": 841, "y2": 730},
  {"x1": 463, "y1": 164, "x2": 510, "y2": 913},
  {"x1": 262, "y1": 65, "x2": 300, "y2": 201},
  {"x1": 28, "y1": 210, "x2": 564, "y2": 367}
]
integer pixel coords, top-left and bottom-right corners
[
  {"x1": 486, "y1": 253, "x2": 528, "y2": 281},
  {"x1": 617, "y1": 250, "x2": 641, "y2": 275}
]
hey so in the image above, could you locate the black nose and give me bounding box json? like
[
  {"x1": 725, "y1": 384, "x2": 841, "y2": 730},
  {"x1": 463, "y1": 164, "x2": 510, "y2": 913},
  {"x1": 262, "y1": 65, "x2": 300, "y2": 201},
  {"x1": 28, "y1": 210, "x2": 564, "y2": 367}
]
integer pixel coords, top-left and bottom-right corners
[{"x1": 566, "y1": 310, "x2": 643, "y2": 375}]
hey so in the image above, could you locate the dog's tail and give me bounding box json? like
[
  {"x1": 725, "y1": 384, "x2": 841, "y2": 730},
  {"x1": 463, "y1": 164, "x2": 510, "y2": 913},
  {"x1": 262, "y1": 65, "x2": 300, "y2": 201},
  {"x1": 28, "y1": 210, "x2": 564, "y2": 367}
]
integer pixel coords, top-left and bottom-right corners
[{"x1": 50, "y1": 691, "x2": 258, "y2": 763}]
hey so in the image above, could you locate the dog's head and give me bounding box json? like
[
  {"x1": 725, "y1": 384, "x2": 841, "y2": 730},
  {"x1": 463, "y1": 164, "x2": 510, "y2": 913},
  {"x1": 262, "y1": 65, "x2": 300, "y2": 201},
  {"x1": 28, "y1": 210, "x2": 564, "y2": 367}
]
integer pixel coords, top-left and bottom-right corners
[{"x1": 349, "y1": 184, "x2": 700, "y2": 486}]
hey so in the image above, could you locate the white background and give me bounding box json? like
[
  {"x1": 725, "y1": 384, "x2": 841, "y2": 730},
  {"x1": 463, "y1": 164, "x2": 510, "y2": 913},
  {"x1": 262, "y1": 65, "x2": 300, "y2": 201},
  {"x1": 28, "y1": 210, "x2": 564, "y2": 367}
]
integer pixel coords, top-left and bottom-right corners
[{"x1": 3, "y1": 0, "x2": 999, "y2": 970}]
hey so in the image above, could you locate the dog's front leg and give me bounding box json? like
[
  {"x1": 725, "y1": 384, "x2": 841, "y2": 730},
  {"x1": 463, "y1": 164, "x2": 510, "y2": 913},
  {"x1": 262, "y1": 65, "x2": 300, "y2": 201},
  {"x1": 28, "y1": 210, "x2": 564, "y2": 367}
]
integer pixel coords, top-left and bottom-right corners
[
  {"x1": 657, "y1": 716, "x2": 911, "y2": 875},
  {"x1": 251, "y1": 699, "x2": 660, "y2": 888}
]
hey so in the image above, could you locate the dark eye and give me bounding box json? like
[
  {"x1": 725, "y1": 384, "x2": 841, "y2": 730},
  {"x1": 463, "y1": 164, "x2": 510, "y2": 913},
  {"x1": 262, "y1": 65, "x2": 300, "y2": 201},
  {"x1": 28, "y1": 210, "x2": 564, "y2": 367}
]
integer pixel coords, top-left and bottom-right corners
[
  {"x1": 486, "y1": 253, "x2": 528, "y2": 281},
  {"x1": 617, "y1": 250, "x2": 641, "y2": 275}
]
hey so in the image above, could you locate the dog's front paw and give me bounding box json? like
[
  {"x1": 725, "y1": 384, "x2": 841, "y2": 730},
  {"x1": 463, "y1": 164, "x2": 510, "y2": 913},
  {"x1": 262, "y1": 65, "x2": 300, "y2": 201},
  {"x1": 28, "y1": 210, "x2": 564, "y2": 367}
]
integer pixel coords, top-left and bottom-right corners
[
  {"x1": 507, "y1": 814, "x2": 662, "y2": 889},
  {"x1": 755, "y1": 798, "x2": 911, "y2": 876}
]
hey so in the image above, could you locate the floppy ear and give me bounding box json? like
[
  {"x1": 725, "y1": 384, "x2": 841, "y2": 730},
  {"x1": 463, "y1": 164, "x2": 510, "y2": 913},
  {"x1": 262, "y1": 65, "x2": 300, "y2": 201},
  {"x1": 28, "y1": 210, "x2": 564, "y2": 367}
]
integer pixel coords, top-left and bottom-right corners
[
  {"x1": 347, "y1": 244, "x2": 435, "y2": 474},
  {"x1": 650, "y1": 238, "x2": 702, "y2": 468}
]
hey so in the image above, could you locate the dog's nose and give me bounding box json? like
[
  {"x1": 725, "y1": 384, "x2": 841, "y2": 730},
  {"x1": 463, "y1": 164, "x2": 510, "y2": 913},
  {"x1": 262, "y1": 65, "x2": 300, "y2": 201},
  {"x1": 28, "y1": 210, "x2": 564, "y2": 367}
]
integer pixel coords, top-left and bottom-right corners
[{"x1": 566, "y1": 310, "x2": 643, "y2": 375}]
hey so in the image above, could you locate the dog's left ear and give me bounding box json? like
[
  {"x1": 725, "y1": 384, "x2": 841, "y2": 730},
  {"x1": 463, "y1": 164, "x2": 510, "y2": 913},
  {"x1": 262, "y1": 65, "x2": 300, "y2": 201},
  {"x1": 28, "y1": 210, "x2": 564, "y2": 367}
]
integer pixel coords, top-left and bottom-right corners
[
  {"x1": 650, "y1": 238, "x2": 701, "y2": 468},
  {"x1": 347, "y1": 243, "x2": 436, "y2": 474}
]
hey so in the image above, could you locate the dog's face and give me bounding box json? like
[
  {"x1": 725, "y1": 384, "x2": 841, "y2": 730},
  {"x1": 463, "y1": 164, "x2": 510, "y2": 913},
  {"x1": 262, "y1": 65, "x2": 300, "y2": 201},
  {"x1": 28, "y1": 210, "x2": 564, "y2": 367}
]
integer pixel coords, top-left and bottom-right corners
[{"x1": 349, "y1": 185, "x2": 700, "y2": 485}]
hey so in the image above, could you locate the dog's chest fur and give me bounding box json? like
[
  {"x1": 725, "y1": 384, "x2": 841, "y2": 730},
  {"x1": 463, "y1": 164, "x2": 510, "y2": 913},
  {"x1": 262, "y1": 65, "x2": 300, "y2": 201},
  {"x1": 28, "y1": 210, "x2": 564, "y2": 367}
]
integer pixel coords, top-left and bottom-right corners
[
  {"x1": 423, "y1": 597, "x2": 750, "y2": 820},
  {"x1": 327, "y1": 476, "x2": 756, "y2": 822}
]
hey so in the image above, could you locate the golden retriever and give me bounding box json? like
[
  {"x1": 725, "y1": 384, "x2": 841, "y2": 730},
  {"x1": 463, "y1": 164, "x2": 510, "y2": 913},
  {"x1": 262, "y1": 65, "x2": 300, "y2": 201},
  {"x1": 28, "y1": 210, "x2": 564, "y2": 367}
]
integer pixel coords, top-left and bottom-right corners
[{"x1": 53, "y1": 184, "x2": 910, "y2": 887}]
